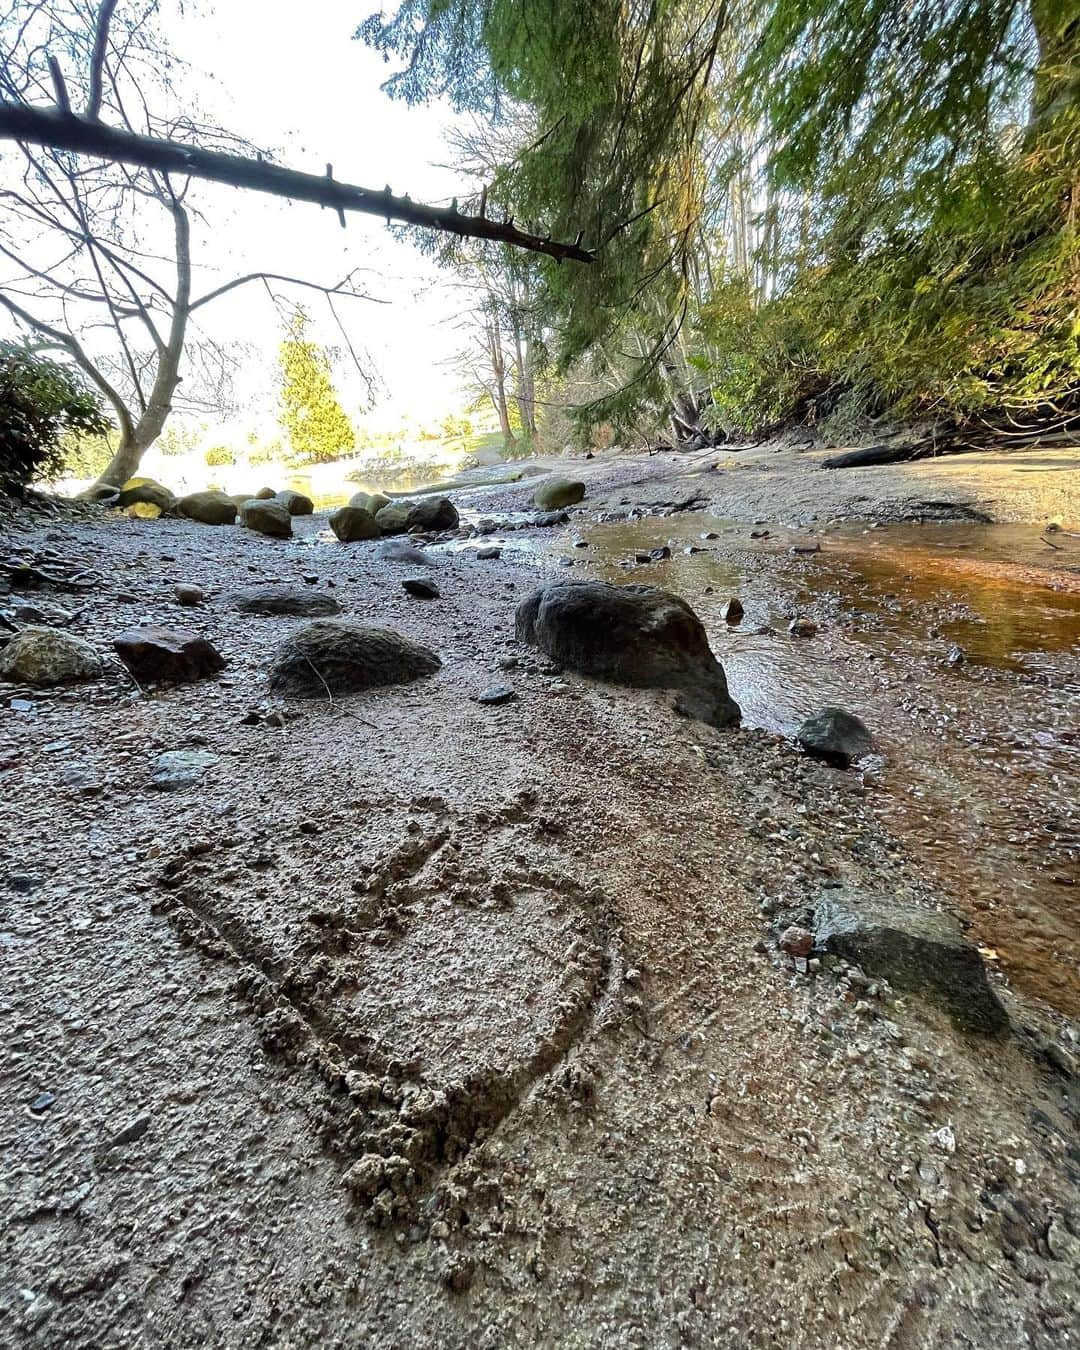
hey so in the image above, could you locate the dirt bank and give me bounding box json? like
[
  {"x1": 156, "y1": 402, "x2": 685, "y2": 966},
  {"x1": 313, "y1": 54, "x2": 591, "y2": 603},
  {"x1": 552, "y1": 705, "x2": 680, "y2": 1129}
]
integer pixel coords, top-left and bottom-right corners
[
  {"x1": 474, "y1": 439, "x2": 1080, "y2": 543},
  {"x1": 2, "y1": 499, "x2": 1079, "y2": 1347}
]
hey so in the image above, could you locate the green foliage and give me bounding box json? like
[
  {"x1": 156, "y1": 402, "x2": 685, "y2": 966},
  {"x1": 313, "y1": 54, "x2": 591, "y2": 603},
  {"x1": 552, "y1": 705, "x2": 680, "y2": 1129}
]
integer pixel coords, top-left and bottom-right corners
[
  {"x1": 277, "y1": 310, "x2": 356, "y2": 463},
  {"x1": 59, "y1": 430, "x2": 118, "y2": 481},
  {"x1": 0, "y1": 342, "x2": 111, "y2": 493},
  {"x1": 204, "y1": 444, "x2": 236, "y2": 467},
  {"x1": 366, "y1": 0, "x2": 1078, "y2": 442}
]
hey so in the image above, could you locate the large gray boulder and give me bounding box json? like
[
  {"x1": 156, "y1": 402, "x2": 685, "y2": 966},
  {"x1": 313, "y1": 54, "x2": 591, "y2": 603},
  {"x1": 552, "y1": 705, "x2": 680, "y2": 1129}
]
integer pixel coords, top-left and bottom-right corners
[
  {"x1": 231, "y1": 586, "x2": 342, "y2": 617},
  {"x1": 0, "y1": 627, "x2": 102, "y2": 686},
  {"x1": 240, "y1": 497, "x2": 292, "y2": 538},
  {"x1": 349, "y1": 490, "x2": 391, "y2": 515},
  {"x1": 330, "y1": 505, "x2": 381, "y2": 542},
  {"x1": 114, "y1": 626, "x2": 226, "y2": 682},
  {"x1": 274, "y1": 489, "x2": 314, "y2": 516},
  {"x1": 177, "y1": 491, "x2": 237, "y2": 525},
  {"x1": 813, "y1": 889, "x2": 1007, "y2": 1034},
  {"x1": 268, "y1": 619, "x2": 441, "y2": 697},
  {"x1": 516, "y1": 580, "x2": 740, "y2": 729},
  {"x1": 797, "y1": 707, "x2": 873, "y2": 767},
  {"x1": 534, "y1": 478, "x2": 585, "y2": 511}
]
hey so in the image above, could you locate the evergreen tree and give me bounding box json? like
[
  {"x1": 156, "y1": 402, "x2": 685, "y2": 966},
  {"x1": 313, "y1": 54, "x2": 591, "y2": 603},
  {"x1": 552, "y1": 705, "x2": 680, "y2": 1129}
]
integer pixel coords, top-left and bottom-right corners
[{"x1": 277, "y1": 310, "x2": 356, "y2": 463}]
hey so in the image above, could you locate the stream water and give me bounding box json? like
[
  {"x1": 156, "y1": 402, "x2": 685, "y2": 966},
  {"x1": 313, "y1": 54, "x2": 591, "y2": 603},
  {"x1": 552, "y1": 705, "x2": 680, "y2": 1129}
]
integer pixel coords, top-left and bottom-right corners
[{"x1": 463, "y1": 512, "x2": 1080, "y2": 1017}]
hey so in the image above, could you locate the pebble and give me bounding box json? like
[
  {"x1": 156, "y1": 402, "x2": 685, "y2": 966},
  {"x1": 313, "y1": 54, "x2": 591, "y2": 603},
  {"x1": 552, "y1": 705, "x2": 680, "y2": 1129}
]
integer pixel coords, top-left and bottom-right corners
[
  {"x1": 174, "y1": 584, "x2": 205, "y2": 607},
  {"x1": 109, "y1": 1114, "x2": 152, "y2": 1148},
  {"x1": 28, "y1": 1092, "x2": 56, "y2": 1116},
  {"x1": 476, "y1": 685, "x2": 516, "y2": 706},
  {"x1": 475, "y1": 546, "x2": 501, "y2": 560}
]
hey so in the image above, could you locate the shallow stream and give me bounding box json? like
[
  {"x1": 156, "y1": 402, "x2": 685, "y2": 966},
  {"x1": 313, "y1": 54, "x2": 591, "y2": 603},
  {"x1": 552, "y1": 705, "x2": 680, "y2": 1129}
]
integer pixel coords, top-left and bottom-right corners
[{"x1": 468, "y1": 512, "x2": 1080, "y2": 1017}]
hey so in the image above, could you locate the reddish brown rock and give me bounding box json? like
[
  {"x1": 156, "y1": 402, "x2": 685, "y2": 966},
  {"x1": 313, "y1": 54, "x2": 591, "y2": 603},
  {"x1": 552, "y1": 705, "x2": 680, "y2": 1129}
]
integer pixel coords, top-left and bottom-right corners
[{"x1": 113, "y1": 626, "x2": 226, "y2": 683}]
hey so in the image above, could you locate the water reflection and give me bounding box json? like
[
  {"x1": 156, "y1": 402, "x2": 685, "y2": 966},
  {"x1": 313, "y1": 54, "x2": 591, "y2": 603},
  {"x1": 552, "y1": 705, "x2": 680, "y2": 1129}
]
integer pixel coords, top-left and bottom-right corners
[{"x1": 527, "y1": 513, "x2": 1080, "y2": 1015}]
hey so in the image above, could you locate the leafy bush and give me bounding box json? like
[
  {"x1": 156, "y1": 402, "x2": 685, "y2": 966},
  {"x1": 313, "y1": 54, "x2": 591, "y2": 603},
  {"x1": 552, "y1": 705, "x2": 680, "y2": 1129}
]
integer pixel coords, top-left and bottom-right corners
[
  {"x1": 204, "y1": 444, "x2": 236, "y2": 467},
  {"x1": 0, "y1": 343, "x2": 111, "y2": 493}
]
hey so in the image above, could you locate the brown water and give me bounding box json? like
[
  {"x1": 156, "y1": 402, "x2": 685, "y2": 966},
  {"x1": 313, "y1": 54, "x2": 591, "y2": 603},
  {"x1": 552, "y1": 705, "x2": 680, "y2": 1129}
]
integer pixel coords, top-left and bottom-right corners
[{"x1": 492, "y1": 513, "x2": 1080, "y2": 1016}]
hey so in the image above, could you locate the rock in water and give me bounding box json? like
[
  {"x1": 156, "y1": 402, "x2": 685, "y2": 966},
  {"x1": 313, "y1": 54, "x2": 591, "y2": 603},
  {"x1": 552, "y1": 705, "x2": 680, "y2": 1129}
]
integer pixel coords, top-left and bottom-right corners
[
  {"x1": 177, "y1": 491, "x2": 237, "y2": 526},
  {"x1": 516, "y1": 580, "x2": 740, "y2": 729},
  {"x1": 721, "y1": 597, "x2": 744, "y2": 624},
  {"x1": 0, "y1": 627, "x2": 102, "y2": 686},
  {"x1": 114, "y1": 626, "x2": 226, "y2": 682},
  {"x1": 274, "y1": 489, "x2": 314, "y2": 517},
  {"x1": 230, "y1": 586, "x2": 342, "y2": 617},
  {"x1": 240, "y1": 498, "x2": 292, "y2": 538},
  {"x1": 329, "y1": 506, "x2": 380, "y2": 542},
  {"x1": 533, "y1": 478, "x2": 586, "y2": 511},
  {"x1": 349, "y1": 490, "x2": 390, "y2": 515},
  {"x1": 813, "y1": 889, "x2": 1007, "y2": 1034},
  {"x1": 268, "y1": 620, "x2": 441, "y2": 697},
  {"x1": 797, "y1": 707, "x2": 873, "y2": 767}
]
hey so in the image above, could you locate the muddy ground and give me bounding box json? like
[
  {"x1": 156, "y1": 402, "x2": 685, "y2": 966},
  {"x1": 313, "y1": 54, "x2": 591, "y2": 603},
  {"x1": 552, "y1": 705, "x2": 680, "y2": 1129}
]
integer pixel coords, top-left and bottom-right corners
[{"x1": 2, "y1": 444, "x2": 1079, "y2": 1347}]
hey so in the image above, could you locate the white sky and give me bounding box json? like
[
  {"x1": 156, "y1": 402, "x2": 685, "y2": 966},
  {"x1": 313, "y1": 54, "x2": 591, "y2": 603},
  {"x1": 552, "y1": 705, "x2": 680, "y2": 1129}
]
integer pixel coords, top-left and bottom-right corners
[
  {"x1": 167, "y1": 0, "x2": 476, "y2": 431},
  {"x1": 4, "y1": 0, "x2": 483, "y2": 435}
]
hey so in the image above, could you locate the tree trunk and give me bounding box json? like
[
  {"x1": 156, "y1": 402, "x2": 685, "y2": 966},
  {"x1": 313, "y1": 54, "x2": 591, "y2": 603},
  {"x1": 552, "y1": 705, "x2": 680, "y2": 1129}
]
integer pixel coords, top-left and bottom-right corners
[
  {"x1": 95, "y1": 199, "x2": 191, "y2": 487},
  {"x1": 485, "y1": 318, "x2": 517, "y2": 449}
]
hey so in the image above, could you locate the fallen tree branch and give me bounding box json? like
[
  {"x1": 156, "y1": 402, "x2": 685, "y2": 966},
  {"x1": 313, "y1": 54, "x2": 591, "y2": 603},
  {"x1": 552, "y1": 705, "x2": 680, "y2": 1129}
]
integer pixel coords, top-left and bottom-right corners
[{"x1": 0, "y1": 104, "x2": 596, "y2": 264}]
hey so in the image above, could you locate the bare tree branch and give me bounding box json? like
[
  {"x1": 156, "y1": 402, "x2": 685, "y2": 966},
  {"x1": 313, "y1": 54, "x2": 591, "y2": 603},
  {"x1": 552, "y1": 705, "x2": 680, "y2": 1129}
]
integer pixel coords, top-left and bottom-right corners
[
  {"x1": 0, "y1": 104, "x2": 597, "y2": 264},
  {"x1": 189, "y1": 268, "x2": 387, "y2": 313},
  {"x1": 0, "y1": 286, "x2": 135, "y2": 440},
  {"x1": 86, "y1": 0, "x2": 119, "y2": 121}
]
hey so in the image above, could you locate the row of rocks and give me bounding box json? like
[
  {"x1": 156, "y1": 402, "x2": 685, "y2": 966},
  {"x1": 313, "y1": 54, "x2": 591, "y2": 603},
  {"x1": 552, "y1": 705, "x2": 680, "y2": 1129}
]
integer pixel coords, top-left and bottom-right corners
[{"x1": 329, "y1": 493, "x2": 460, "y2": 543}]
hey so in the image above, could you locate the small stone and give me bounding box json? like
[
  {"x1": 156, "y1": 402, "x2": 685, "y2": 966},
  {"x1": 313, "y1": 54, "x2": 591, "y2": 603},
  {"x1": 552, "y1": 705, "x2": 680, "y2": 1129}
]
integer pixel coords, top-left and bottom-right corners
[
  {"x1": 946, "y1": 644, "x2": 966, "y2": 666},
  {"x1": 476, "y1": 684, "x2": 516, "y2": 706},
  {"x1": 264, "y1": 711, "x2": 285, "y2": 728},
  {"x1": 7, "y1": 873, "x2": 42, "y2": 893},
  {"x1": 151, "y1": 749, "x2": 219, "y2": 791},
  {"x1": 788, "y1": 617, "x2": 817, "y2": 638},
  {"x1": 791, "y1": 543, "x2": 821, "y2": 555},
  {"x1": 720, "y1": 598, "x2": 744, "y2": 624},
  {"x1": 441, "y1": 1253, "x2": 476, "y2": 1293},
  {"x1": 650, "y1": 546, "x2": 671, "y2": 561},
  {"x1": 402, "y1": 578, "x2": 440, "y2": 600},
  {"x1": 497, "y1": 656, "x2": 518, "y2": 671},
  {"x1": 475, "y1": 546, "x2": 502, "y2": 560},
  {"x1": 108, "y1": 1114, "x2": 152, "y2": 1148},
  {"x1": 778, "y1": 925, "x2": 814, "y2": 958},
  {"x1": 174, "y1": 584, "x2": 205, "y2": 607},
  {"x1": 28, "y1": 1092, "x2": 56, "y2": 1116}
]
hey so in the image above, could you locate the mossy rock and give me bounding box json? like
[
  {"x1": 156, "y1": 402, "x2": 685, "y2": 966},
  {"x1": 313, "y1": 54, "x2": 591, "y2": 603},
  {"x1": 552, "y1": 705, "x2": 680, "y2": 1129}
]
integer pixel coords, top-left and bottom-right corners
[
  {"x1": 534, "y1": 478, "x2": 586, "y2": 511},
  {"x1": 330, "y1": 506, "x2": 381, "y2": 542},
  {"x1": 177, "y1": 490, "x2": 238, "y2": 526},
  {"x1": 374, "y1": 502, "x2": 411, "y2": 535},
  {"x1": 240, "y1": 497, "x2": 292, "y2": 538},
  {"x1": 349, "y1": 490, "x2": 391, "y2": 515},
  {"x1": 116, "y1": 478, "x2": 177, "y2": 513},
  {"x1": 275, "y1": 489, "x2": 314, "y2": 516}
]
